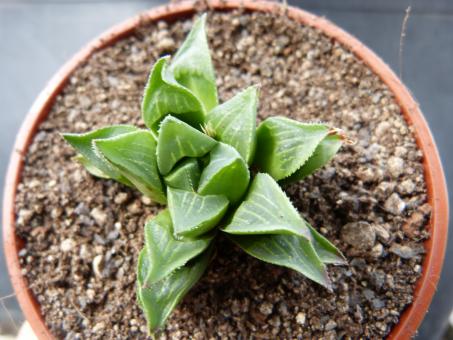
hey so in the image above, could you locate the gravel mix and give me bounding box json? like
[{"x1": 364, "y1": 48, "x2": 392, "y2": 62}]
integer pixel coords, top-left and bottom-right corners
[{"x1": 14, "y1": 9, "x2": 430, "y2": 339}]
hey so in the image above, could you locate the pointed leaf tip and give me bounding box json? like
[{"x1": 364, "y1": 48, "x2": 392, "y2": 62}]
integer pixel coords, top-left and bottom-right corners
[
  {"x1": 282, "y1": 134, "x2": 343, "y2": 185},
  {"x1": 223, "y1": 173, "x2": 312, "y2": 239},
  {"x1": 137, "y1": 243, "x2": 213, "y2": 333},
  {"x1": 206, "y1": 85, "x2": 259, "y2": 164},
  {"x1": 62, "y1": 125, "x2": 138, "y2": 185},
  {"x1": 254, "y1": 117, "x2": 330, "y2": 181},
  {"x1": 309, "y1": 225, "x2": 347, "y2": 265},
  {"x1": 229, "y1": 233, "x2": 332, "y2": 290},
  {"x1": 142, "y1": 57, "x2": 205, "y2": 132},
  {"x1": 169, "y1": 14, "x2": 218, "y2": 112}
]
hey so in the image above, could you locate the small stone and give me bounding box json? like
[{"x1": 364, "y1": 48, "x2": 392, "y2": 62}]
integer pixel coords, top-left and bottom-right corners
[
  {"x1": 364, "y1": 143, "x2": 383, "y2": 160},
  {"x1": 141, "y1": 196, "x2": 152, "y2": 206},
  {"x1": 107, "y1": 230, "x2": 120, "y2": 240},
  {"x1": 372, "y1": 298, "x2": 385, "y2": 309},
  {"x1": 325, "y1": 320, "x2": 337, "y2": 331},
  {"x1": 399, "y1": 179, "x2": 416, "y2": 195},
  {"x1": 384, "y1": 193, "x2": 406, "y2": 215},
  {"x1": 403, "y1": 211, "x2": 425, "y2": 238},
  {"x1": 79, "y1": 244, "x2": 91, "y2": 260},
  {"x1": 156, "y1": 37, "x2": 175, "y2": 51},
  {"x1": 375, "y1": 121, "x2": 391, "y2": 138},
  {"x1": 370, "y1": 270, "x2": 386, "y2": 289},
  {"x1": 371, "y1": 93, "x2": 382, "y2": 104},
  {"x1": 376, "y1": 181, "x2": 395, "y2": 197},
  {"x1": 92, "y1": 322, "x2": 105, "y2": 333},
  {"x1": 86, "y1": 289, "x2": 95, "y2": 301},
  {"x1": 296, "y1": 312, "x2": 306, "y2": 325},
  {"x1": 387, "y1": 156, "x2": 404, "y2": 178},
  {"x1": 278, "y1": 302, "x2": 289, "y2": 316},
  {"x1": 371, "y1": 243, "x2": 384, "y2": 257},
  {"x1": 354, "y1": 305, "x2": 364, "y2": 323},
  {"x1": 127, "y1": 202, "x2": 141, "y2": 215},
  {"x1": 374, "y1": 224, "x2": 390, "y2": 243},
  {"x1": 17, "y1": 209, "x2": 34, "y2": 225},
  {"x1": 78, "y1": 95, "x2": 92, "y2": 109},
  {"x1": 394, "y1": 146, "x2": 407, "y2": 157},
  {"x1": 341, "y1": 221, "x2": 376, "y2": 250},
  {"x1": 357, "y1": 167, "x2": 377, "y2": 183},
  {"x1": 92, "y1": 255, "x2": 104, "y2": 278},
  {"x1": 389, "y1": 243, "x2": 418, "y2": 259},
  {"x1": 114, "y1": 192, "x2": 129, "y2": 204},
  {"x1": 259, "y1": 302, "x2": 273, "y2": 315},
  {"x1": 74, "y1": 202, "x2": 89, "y2": 216},
  {"x1": 90, "y1": 207, "x2": 107, "y2": 226},
  {"x1": 60, "y1": 238, "x2": 75, "y2": 252},
  {"x1": 363, "y1": 289, "x2": 375, "y2": 301}
]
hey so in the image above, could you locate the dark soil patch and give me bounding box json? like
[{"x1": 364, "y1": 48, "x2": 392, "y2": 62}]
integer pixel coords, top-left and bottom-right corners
[{"x1": 15, "y1": 8, "x2": 430, "y2": 339}]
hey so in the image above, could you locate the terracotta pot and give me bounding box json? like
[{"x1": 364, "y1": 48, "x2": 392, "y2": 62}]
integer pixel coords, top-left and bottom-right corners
[{"x1": 3, "y1": 1, "x2": 449, "y2": 339}]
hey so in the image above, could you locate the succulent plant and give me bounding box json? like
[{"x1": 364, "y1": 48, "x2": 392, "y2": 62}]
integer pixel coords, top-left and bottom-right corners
[{"x1": 63, "y1": 14, "x2": 348, "y2": 335}]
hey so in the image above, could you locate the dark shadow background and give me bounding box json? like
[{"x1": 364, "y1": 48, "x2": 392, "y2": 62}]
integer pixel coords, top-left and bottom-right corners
[{"x1": 0, "y1": 1, "x2": 451, "y2": 339}]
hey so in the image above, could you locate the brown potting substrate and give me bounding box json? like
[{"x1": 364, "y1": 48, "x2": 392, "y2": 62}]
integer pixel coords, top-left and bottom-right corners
[{"x1": 15, "y1": 10, "x2": 430, "y2": 339}]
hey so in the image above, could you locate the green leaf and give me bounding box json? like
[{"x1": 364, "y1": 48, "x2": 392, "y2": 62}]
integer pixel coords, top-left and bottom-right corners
[
  {"x1": 137, "y1": 245, "x2": 213, "y2": 333},
  {"x1": 168, "y1": 188, "x2": 229, "y2": 238},
  {"x1": 142, "y1": 210, "x2": 213, "y2": 283},
  {"x1": 62, "y1": 125, "x2": 137, "y2": 184},
  {"x1": 206, "y1": 85, "x2": 258, "y2": 164},
  {"x1": 309, "y1": 225, "x2": 347, "y2": 265},
  {"x1": 157, "y1": 116, "x2": 217, "y2": 175},
  {"x1": 94, "y1": 130, "x2": 166, "y2": 204},
  {"x1": 73, "y1": 154, "x2": 110, "y2": 179},
  {"x1": 282, "y1": 134, "x2": 342, "y2": 184},
  {"x1": 198, "y1": 143, "x2": 250, "y2": 204},
  {"x1": 229, "y1": 233, "x2": 332, "y2": 290},
  {"x1": 254, "y1": 117, "x2": 330, "y2": 180},
  {"x1": 141, "y1": 57, "x2": 205, "y2": 132},
  {"x1": 222, "y1": 173, "x2": 311, "y2": 239},
  {"x1": 168, "y1": 14, "x2": 218, "y2": 112},
  {"x1": 164, "y1": 158, "x2": 201, "y2": 191}
]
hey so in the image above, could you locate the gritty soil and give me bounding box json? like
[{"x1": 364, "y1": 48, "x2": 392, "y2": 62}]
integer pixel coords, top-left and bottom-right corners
[{"x1": 14, "y1": 8, "x2": 430, "y2": 340}]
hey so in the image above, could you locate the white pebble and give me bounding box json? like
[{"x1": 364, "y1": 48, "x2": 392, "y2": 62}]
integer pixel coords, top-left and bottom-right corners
[{"x1": 60, "y1": 238, "x2": 75, "y2": 252}]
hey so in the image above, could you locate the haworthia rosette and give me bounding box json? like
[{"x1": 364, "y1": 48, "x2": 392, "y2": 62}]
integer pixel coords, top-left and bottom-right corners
[{"x1": 62, "y1": 14, "x2": 348, "y2": 335}]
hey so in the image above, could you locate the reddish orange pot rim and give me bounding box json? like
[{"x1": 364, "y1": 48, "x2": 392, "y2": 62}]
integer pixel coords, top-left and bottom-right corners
[{"x1": 3, "y1": 1, "x2": 449, "y2": 339}]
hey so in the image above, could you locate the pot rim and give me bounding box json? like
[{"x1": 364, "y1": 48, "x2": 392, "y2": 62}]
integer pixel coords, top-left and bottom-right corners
[{"x1": 3, "y1": 1, "x2": 449, "y2": 339}]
